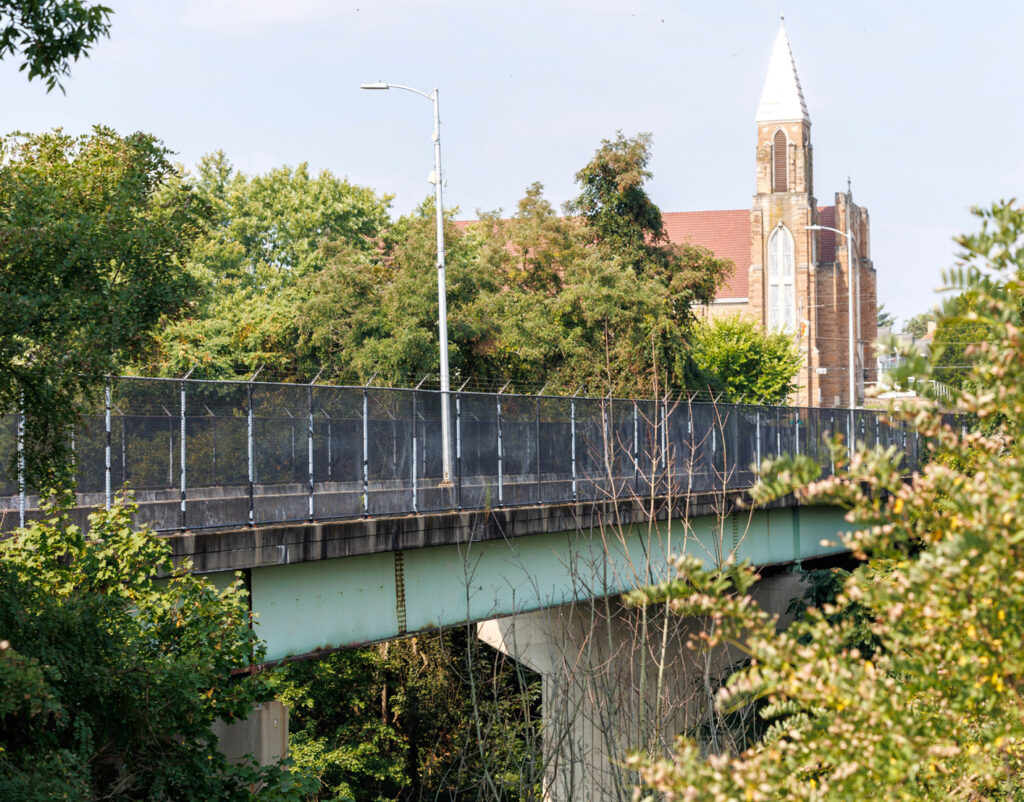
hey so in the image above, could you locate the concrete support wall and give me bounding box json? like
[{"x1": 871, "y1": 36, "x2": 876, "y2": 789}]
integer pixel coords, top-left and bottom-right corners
[
  {"x1": 479, "y1": 572, "x2": 806, "y2": 802},
  {"x1": 213, "y1": 700, "x2": 290, "y2": 767}
]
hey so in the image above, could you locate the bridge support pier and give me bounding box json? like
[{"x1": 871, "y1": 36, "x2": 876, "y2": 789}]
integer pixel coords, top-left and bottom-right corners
[{"x1": 478, "y1": 572, "x2": 805, "y2": 802}]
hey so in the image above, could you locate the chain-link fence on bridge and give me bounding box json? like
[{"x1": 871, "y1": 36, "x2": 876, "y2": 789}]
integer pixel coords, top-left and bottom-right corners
[{"x1": 0, "y1": 377, "x2": 923, "y2": 533}]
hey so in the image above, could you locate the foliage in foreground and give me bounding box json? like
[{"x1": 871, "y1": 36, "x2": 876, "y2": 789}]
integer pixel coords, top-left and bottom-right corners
[
  {"x1": 0, "y1": 498, "x2": 315, "y2": 800},
  {"x1": 627, "y1": 200, "x2": 1024, "y2": 799},
  {"x1": 0, "y1": 0, "x2": 112, "y2": 91}
]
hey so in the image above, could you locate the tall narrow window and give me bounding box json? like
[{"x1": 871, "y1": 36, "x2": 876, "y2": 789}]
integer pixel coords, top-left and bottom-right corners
[
  {"x1": 773, "y1": 130, "x2": 788, "y2": 192},
  {"x1": 767, "y1": 225, "x2": 795, "y2": 332}
]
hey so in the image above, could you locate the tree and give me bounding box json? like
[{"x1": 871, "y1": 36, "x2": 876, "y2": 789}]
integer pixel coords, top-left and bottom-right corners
[
  {"x1": 690, "y1": 315, "x2": 802, "y2": 404},
  {"x1": 0, "y1": 497, "x2": 315, "y2": 799},
  {"x1": 0, "y1": 1, "x2": 112, "y2": 92},
  {"x1": 931, "y1": 293, "x2": 995, "y2": 393},
  {"x1": 139, "y1": 153, "x2": 393, "y2": 379},
  {"x1": 565, "y1": 131, "x2": 731, "y2": 322},
  {"x1": 0, "y1": 127, "x2": 205, "y2": 486},
  {"x1": 273, "y1": 631, "x2": 541, "y2": 801},
  {"x1": 627, "y1": 200, "x2": 1024, "y2": 800},
  {"x1": 876, "y1": 303, "x2": 896, "y2": 331},
  {"x1": 902, "y1": 310, "x2": 935, "y2": 339},
  {"x1": 562, "y1": 132, "x2": 733, "y2": 393},
  {"x1": 296, "y1": 197, "x2": 498, "y2": 386}
]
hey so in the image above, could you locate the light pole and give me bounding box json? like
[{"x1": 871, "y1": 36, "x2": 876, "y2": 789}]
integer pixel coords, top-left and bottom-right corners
[
  {"x1": 361, "y1": 81, "x2": 453, "y2": 485},
  {"x1": 806, "y1": 214, "x2": 858, "y2": 409}
]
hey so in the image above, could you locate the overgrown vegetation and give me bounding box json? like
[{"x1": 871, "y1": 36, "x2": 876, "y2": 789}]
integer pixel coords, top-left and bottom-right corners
[
  {"x1": 0, "y1": 496, "x2": 316, "y2": 799},
  {"x1": 627, "y1": 200, "x2": 1024, "y2": 799}
]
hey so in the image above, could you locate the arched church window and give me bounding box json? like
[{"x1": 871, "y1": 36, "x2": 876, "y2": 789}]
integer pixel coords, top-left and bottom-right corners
[
  {"x1": 773, "y1": 130, "x2": 788, "y2": 192},
  {"x1": 767, "y1": 224, "x2": 795, "y2": 332}
]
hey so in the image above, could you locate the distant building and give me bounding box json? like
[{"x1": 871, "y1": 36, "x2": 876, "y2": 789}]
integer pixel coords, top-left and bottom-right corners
[{"x1": 664, "y1": 21, "x2": 877, "y2": 407}]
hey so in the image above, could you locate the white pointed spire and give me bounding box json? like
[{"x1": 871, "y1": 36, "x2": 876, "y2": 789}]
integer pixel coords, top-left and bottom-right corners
[{"x1": 756, "y1": 19, "x2": 809, "y2": 124}]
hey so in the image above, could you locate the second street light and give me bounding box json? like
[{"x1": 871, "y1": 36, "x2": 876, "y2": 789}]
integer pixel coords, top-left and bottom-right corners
[{"x1": 360, "y1": 81, "x2": 453, "y2": 486}]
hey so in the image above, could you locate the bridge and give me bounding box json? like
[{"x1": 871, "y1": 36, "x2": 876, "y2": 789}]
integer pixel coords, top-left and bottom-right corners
[
  {"x1": 0, "y1": 376, "x2": 918, "y2": 659},
  {"x1": 1, "y1": 378, "x2": 919, "y2": 798}
]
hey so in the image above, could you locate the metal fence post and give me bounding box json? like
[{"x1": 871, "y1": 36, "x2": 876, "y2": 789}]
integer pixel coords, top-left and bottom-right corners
[
  {"x1": 307, "y1": 378, "x2": 316, "y2": 522},
  {"x1": 247, "y1": 383, "x2": 255, "y2": 526},
  {"x1": 535, "y1": 392, "x2": 542, "y2": 503},
  {"x1": 626, "y1": 401, "x2": 634, "y2": 495},
  {"x1": 795, "y1": 408, "x2": 801, "y2": 456},
  {"x1": 601, "y1": 397, "x2": 610, "y2": 482},
  {"x1": 776, "y1": 406, "x2": 782, "y2": 458},
  {"x1": 687, "y1": 402, "x2": 693, "y2": 494},
  {"x1": 496, "y1": 391, "x2": 504, "y2": 507},
  {"x1": 663, "y1": 396, "x2": 672, "y2": 496},
  {"x1": 179, "y1": 377, "x2": 187, "y2": 531},
  {"x1": 455, "y1": 389, "x2": 463, "y2": 510},
  {"x1": 570, "y1": 395, "x2": 577, "y2": 503},
  {"x1": 247, "y1": 365, "x2": 262, "y2": 527},
  {"x1": 411, "y1": 389, "x2": 418, "y2": 514},
  {"x1": 755, "y1": 408, "x2": 761, "y2": 465},
  {"x1": 104, "y1": 377, "x2": 112, "y2": 510},
  {"x1": 16, "y1": 392, "x2": 25, "y2": 528},
  {"x1": 121, "y1": 407, "x2": 127, "y2": 486},
  {"x1": 362, "y1": 385, "x2": 369, "y2": 516}
]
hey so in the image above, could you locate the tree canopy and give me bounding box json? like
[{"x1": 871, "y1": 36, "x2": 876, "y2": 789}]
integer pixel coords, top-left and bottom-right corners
[
  {"x1": 0, "y1": 127, "x2": 205, "y2": 485},
  {"x1": 690, "y1": 315, "x2": 802, "y2": 404},
  {"x1": 138, "y1": 135, "x2": 737, "y2": 397}
]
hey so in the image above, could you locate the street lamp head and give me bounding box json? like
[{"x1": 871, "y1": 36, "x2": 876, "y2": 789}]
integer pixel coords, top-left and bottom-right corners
[{"x1": 360, "y1": 82, "x2": 389, "y2": 90}]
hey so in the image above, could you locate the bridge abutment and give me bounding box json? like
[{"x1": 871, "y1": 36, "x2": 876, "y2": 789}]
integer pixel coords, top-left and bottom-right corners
[{"x1": 478, "y1": 572, "x2": 806, "y2": 801}]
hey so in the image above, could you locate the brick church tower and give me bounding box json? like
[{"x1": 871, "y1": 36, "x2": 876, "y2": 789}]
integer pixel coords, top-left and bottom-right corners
[{"x1": 747, "y1": 22, "x2": 877, "y2": 407}]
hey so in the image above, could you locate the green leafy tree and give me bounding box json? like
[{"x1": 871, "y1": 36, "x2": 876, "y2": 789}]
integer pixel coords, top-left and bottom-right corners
[
  {"x1": 627, "y1": 200, "x2": 1024, "y2": 800},
  {"x1": 0, "y1": 127, "x2": 205, "y2": 485},
  {"x1": 296, "y1": 198, "x2": 497, "y2": 385},
  {"x1": 690, "y1": 315, "x2": 802, "y2": 404},
  {"x1": 0, "y1": 1, "x2": 112, "y2": 92},
  {"x1": 273, "y1": 631, "x2": 541, "y2": 801},
  {"x1": 562, "y1": 132, "x2": 733, "y2": 392},
  {"x1": 902, "y1": 310, "x2": 935, "y2": 339},
  {"x1": 931, "y1": 293, "x2": 995, "y2": 392},
  {"x1": 0, "y1": 497, "x2": 315, "y2": 799},
  {"x1": 140, "y1": 152, "x2": 393, "y2": 379}
]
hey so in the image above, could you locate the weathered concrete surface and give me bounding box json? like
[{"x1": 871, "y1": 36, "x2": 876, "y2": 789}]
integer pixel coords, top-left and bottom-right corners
[
  {"x1": 212, "y1": 700, "x2": 289, "y2": 767},
  {"x1": 478, "y1": 573, "x2": 808, "y2": 802},
  {"x1": 167, "y1": 489, "x2": 800, "y2": 575}
]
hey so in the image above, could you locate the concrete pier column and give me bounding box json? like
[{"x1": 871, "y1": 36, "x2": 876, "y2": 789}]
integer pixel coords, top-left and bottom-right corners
[
  {"x1": 213, "y1": 700, "x2": 290, "y2": 767},
  {"x1": 478, "y1": 572, "x2": 806, "y2": 802}
]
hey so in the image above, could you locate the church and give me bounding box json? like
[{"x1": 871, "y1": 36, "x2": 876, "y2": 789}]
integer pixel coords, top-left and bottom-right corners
[{"x1": 667, "y1": 22, "x2": 877, "y2": 408}]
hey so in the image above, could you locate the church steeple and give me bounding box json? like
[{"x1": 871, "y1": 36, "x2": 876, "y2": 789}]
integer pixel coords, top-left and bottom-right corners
[
  {"x1": 756, "y1": 19, "x2": 809, "y2": 124},
  {"x1": 754, "y1": 19, "x2": 813, "y2": 197}
]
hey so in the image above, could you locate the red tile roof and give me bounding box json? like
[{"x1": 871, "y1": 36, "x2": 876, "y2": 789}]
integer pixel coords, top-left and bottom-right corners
[{"x1": 661, "y1": 210, "x2": 751, "y2": 299}]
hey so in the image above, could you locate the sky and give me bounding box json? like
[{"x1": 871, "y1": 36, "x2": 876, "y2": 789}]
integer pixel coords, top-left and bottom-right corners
[{"x1": 4, "y1": 0, "x2": 1022, "y2": 325}]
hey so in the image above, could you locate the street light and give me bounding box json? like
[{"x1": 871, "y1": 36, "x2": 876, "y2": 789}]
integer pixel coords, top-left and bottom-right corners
[
  {"x1": 806, "y1": 213, "x2": 858, "y2": 409},
  {"x1": 360, "y1": 81, "x2": 453, "y2": 485}
]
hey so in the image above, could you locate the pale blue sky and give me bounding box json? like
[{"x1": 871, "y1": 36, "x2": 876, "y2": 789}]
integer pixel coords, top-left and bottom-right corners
[{"x1": 4, "y1": 0, "x2": 1021, "y2": 324}]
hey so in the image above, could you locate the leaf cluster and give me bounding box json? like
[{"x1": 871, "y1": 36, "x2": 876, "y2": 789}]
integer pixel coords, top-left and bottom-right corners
[
  {"x1": 0, "y1": 1, "x2": 111, "y2": 92},
  {"x1": 0, "y1": 496, "x2": 316, "y2": 799}
]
